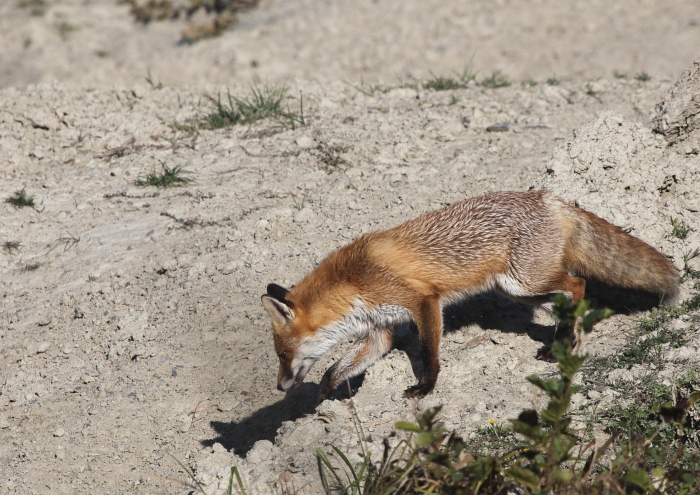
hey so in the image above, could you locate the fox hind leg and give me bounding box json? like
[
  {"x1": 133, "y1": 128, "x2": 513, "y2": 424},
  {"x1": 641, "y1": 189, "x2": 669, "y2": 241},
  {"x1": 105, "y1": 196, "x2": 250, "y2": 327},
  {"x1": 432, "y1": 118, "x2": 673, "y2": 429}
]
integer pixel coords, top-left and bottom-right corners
[
  {"x1": 317, "y1": 327, "x2": 393, "y2": 404},
  {"x1": 496, "y1": 272, "x2": 586, "y2": 360}
]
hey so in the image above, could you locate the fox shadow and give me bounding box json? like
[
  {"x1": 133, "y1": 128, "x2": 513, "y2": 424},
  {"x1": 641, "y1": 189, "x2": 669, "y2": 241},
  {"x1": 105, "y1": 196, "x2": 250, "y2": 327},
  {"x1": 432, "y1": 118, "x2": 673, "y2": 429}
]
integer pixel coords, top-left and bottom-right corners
[
  {"x1": 205, "y1": 284, "x2": 661, "y2": 456},
  {"x1": 394, "y1": 284, "x2": 664, "y2": 381},
  {"x1": 203, "y1": 382, "x2": 320, "y2": 456},
  {"x1": 204, "y1": 381, "x2": 366, "y2": 457}
]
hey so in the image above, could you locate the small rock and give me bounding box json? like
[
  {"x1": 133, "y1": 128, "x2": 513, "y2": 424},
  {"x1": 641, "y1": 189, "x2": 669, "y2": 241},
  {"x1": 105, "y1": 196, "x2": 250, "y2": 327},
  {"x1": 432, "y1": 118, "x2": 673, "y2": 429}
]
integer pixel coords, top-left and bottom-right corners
[
  {"x1": 62, "y1": 345, "x2": 73, "y2": 354},
  {"x1": 220, "y1": 264, "x2": 238, "y2": 275},
  {"x1": 38, "y1": 313, "x2": 52, "y2": 326},
  {"x1": 131, "y1": 85, "x2": 147, "y2": 98},
  {"x1": 0, "y1": 416, "x2": 9, "y2": 429},
  {"x1": 53, "y1": 427, "x2": 66, "y2": 437},
  {"x1": 179, "y1": 280, "x2": 193, "y2": 289},
  {"x1": 295, "y1": 135, "x2": 316, "y2": 149},
  {"x1": 37, "y1": 342, "x2": 51, "y2": 353},
  {"x1": 461, "y1": 116, "x2": 471, "y2": 128},
  {"x1": 74, "y1": 307, "x2": 84, "y2": 319}
]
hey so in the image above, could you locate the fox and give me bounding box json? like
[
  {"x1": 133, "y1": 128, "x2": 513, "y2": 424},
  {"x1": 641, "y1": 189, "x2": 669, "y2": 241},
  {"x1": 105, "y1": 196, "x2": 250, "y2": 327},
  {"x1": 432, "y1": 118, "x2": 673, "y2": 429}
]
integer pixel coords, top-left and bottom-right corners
[{"x1": 261, "y1": 190, "x2": 679, "y2": 402}]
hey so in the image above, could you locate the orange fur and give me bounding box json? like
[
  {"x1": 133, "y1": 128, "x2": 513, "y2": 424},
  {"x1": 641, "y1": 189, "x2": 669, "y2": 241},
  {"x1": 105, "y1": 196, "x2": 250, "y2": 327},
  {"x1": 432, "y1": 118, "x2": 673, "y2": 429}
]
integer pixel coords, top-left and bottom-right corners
[{"x1": 261, "y1": 190, "x2": 679, "y2": 401}]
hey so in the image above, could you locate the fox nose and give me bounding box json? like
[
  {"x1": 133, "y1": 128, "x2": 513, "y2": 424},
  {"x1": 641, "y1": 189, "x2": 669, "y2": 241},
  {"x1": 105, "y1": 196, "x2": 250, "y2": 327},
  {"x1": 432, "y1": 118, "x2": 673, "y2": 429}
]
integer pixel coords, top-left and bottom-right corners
[{"x1": 277, "y1": 382, "x2": 285, "y2": 391}]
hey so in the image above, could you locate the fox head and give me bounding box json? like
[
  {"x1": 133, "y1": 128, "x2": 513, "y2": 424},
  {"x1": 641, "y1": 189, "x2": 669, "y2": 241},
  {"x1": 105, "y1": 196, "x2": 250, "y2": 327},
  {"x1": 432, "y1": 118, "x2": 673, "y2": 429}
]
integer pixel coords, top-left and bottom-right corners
[{"x1": 261, "y1": 283, "x2": 319, "y2": 392}]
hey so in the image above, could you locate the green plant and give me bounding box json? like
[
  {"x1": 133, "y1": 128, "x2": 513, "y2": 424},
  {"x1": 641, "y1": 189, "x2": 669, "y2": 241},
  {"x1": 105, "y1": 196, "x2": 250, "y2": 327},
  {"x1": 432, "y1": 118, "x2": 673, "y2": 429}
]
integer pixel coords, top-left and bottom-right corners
[
  {"x1": 2, "y1": 241, "x2": 21, "y2": 255},
  {"x1": 23, "y1": 261, "x2": 43, "y2": 272},
  {"x1": 5, "y1": 188, "x2": 36, "y2": 209},
  {"x1": 17, "y1": 0, "x2": 46, "y2": 16},
  {"x1": 636, "y1": 72, "x2": 652, "y2": 82},
  {"x1": 670, "y1": 217, "x2": 692, "y2": 239},
  {"x1": 546, "y1": 77, "x2": 561, "y2": 86},
  {"x1": 424, "y1": 73, "x2": 461, "y2": 91},
  {"x1": 56, "y1": 21, "x2": 78, "y2": 39},
  {"x1": 192, "y1": 85, "x2": 305, "y2": 131},
  {"x1": 481, "y1": 71, "x2": 511, "y2": 89},
  {"x1": 145, "y1": 68, "x2": 163, "y2": 89},
  {"x1": 585, "y1": 83, "x2": 601, "y2": 100},
  {"x1": 135, "y1": 163, "x2": 194, "y2": 188},
  {"x1": 681, "y1": 247, "x2": 699, "y2": 279},
  {"x1": 522, "y1": 78, "x2": 538, "y2": 87},
  {"x1": 165, "y1": 453, "x2": 247, "y2": 495}
]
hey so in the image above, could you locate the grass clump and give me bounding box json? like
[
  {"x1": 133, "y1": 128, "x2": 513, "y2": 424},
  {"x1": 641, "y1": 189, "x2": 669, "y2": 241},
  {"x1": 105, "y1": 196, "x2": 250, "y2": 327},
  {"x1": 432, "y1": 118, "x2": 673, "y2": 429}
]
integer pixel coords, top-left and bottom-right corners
[
  {"x1": 135, "y1": 164, "x2": 194, "y2": 188},
  {"x1": 182, "y1": 84, "x2": 305, "y2": 132},
  {"x1": 670, "y1": 217, "x2": 693, "y2": 239},
  {"x1": 636, "y1": 72, "x2": 652, "y2": 82},
  {"x1": 424, "y1": 75, "x2": 461, "y2": 91},
  {"x1": 17, "y1": 0, "x2": 46, "y2": 16},
  {"x1": 546, "y1": 77, "x2": 561, "y2": 86},
  {"x1": 481, "y1": 71, "x2": 511, "y2": 89},
  {"x1": 5, "y1": 188, "x2": 36, "y2": 209},
  {"x1": 2, "y1": 241, "x2": 21, "y2": 255}
]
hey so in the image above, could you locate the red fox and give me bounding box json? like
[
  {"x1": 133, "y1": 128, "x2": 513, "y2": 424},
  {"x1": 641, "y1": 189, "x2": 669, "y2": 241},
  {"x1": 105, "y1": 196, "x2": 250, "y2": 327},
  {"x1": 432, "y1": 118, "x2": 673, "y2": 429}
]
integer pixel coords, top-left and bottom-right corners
[{"x1": 261, "y1": 190, "x2": 679, "y2": 402}]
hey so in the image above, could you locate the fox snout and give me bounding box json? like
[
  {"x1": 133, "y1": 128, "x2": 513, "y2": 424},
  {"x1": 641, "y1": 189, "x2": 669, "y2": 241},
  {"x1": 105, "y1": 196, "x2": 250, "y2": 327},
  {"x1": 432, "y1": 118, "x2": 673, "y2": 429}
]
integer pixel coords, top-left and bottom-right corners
[{"x1": 277, "y1": 364, "x2": 298, "y2": 391}]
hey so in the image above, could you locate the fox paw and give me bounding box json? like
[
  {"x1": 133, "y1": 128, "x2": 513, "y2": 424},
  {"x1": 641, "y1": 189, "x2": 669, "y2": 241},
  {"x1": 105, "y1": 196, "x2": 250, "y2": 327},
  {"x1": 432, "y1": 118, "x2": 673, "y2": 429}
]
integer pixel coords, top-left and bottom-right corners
[
  {"x1": 403, "y1": 382, "x2": 434, "y2": 399},
  {"x1": 535, "y1": 345, "x2": 557, "y2": 363}
]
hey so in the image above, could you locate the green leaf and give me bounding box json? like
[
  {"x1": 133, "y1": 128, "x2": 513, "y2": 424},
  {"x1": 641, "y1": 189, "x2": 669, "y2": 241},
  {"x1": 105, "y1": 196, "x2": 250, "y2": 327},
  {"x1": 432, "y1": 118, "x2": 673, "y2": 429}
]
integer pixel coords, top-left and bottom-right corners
[
  {"x1": 505, "y1": 466, "x2": 541, "y2": 492},
  {"x1": 582, "y1": 307, "x2": 615, "y2": 333},
  {"x1": 510, "y1": 419, "x2": 545, "y2": 443},
  {"x1": 517, "y1": 409, "x2": 539, "y2": 427},
  {"x1": 623, "y1": 467, "x2": 652, "y2": 491},
  {"x1": 394, "y1": 421, "x2": 421, "y2": 432}
]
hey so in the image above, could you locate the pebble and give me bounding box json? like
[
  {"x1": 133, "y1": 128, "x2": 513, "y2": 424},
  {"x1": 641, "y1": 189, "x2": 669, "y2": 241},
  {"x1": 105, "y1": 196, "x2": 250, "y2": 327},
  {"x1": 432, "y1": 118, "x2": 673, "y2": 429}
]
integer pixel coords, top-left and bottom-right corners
[
  {"x1": 38, "y1": 313, "x2": 52, "y2": 326},
  {"x1": 0, "y1": 416, "x2": 9, "y2": 429},
  {"x1": 37, "y1": 342, "x2": 51, "y2": 353},
  {"x1": 53, "y1": 427, "x2": 66, "y2": 437},
  {"x1": 179, "y1": 280, "x2": 193, "y2": 289},
  {"x1": 74, "y1": 307, "x2": 84, "y2": 319}
]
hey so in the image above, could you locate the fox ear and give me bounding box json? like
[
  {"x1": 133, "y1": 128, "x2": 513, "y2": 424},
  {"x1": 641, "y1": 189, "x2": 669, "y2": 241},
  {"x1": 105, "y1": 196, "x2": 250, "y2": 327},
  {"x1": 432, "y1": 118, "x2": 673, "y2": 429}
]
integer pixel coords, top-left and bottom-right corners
[
  {"x1": 266, "y1": 283, "x2": 290, "y2": 302},
  {"x1": 261, "y1": 295, "x2": 294, "y2": 327}
]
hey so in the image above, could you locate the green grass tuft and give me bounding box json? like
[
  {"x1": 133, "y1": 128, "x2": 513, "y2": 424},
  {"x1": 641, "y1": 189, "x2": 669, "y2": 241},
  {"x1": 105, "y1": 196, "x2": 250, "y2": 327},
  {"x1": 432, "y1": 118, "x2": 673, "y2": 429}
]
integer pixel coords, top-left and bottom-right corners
[
  {"x1": 481, "y1": 71, "x2": 511, "y2": 88},
  {"x1": 2, "y1": 241, "x2": 21, "y2": 255},
  {"x1": 670, "y1": 217, "x2": 692, "y2": 239},
  {"x1": 135, "y1": 164, "x2": 194, "y2": 188},
  {"x1": 5, "y1": 188, "x2": 36, "y2": 209},
  {"x1": 635, "y1": 72, "x2": 652, "y2": 82}
]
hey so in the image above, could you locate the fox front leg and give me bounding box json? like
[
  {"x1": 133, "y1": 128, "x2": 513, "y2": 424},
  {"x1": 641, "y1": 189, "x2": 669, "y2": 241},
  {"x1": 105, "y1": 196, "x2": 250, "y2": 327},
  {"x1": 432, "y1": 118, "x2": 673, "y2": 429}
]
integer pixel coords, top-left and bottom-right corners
[
  {"x1": 404, "y1": 296, "x2": 442, "y2": 398},
  {"x1": 316, "y1": 327, "x2": 393, "y2": 404}
]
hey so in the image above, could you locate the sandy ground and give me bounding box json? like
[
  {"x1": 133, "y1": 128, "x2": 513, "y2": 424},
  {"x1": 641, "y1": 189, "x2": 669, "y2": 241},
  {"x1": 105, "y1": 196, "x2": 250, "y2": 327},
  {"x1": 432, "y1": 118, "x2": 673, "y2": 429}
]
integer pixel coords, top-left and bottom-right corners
[{"x1": 1, "y1": 1, "x2": 699, "y2": 494}]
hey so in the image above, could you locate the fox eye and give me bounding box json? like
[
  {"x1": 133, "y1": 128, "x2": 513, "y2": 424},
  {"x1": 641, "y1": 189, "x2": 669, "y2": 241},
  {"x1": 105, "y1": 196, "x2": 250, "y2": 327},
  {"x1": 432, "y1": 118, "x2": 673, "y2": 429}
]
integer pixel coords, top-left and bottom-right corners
[{"x1": 278, "y1": 351, "x2": 287, "y2": 360}]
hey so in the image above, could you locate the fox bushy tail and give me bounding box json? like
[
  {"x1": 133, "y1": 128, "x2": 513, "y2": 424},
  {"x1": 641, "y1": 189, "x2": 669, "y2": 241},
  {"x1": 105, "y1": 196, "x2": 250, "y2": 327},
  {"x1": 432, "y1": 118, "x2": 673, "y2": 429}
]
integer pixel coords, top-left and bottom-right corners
[{"x1": 563, "y1": 207, "x2": 680, "y2": 303}]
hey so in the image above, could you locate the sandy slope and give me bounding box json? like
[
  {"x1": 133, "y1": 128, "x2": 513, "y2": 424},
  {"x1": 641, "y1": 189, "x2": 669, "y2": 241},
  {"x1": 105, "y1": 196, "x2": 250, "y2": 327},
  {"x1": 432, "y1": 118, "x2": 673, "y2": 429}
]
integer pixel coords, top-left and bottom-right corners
[{"x1": 1, "y1": 1, "x2": 699, "y2": 494}]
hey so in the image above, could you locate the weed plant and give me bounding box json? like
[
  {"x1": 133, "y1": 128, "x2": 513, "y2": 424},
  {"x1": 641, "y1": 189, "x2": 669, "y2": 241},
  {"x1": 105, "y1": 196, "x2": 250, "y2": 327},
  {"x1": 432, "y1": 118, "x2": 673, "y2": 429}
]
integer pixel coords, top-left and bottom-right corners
[
  {"x1": 135, "y1": 164, "x2": 194, "y2": 188},
  {"x1": 180, "y1": 85, "x2": 305, "y2": 132},
  {"x1": 5, "y1": 188, "x2": 36, "y2": 209},
  {"x1": 670, "y1": 217, "x2": 692, "y2": 240}
]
